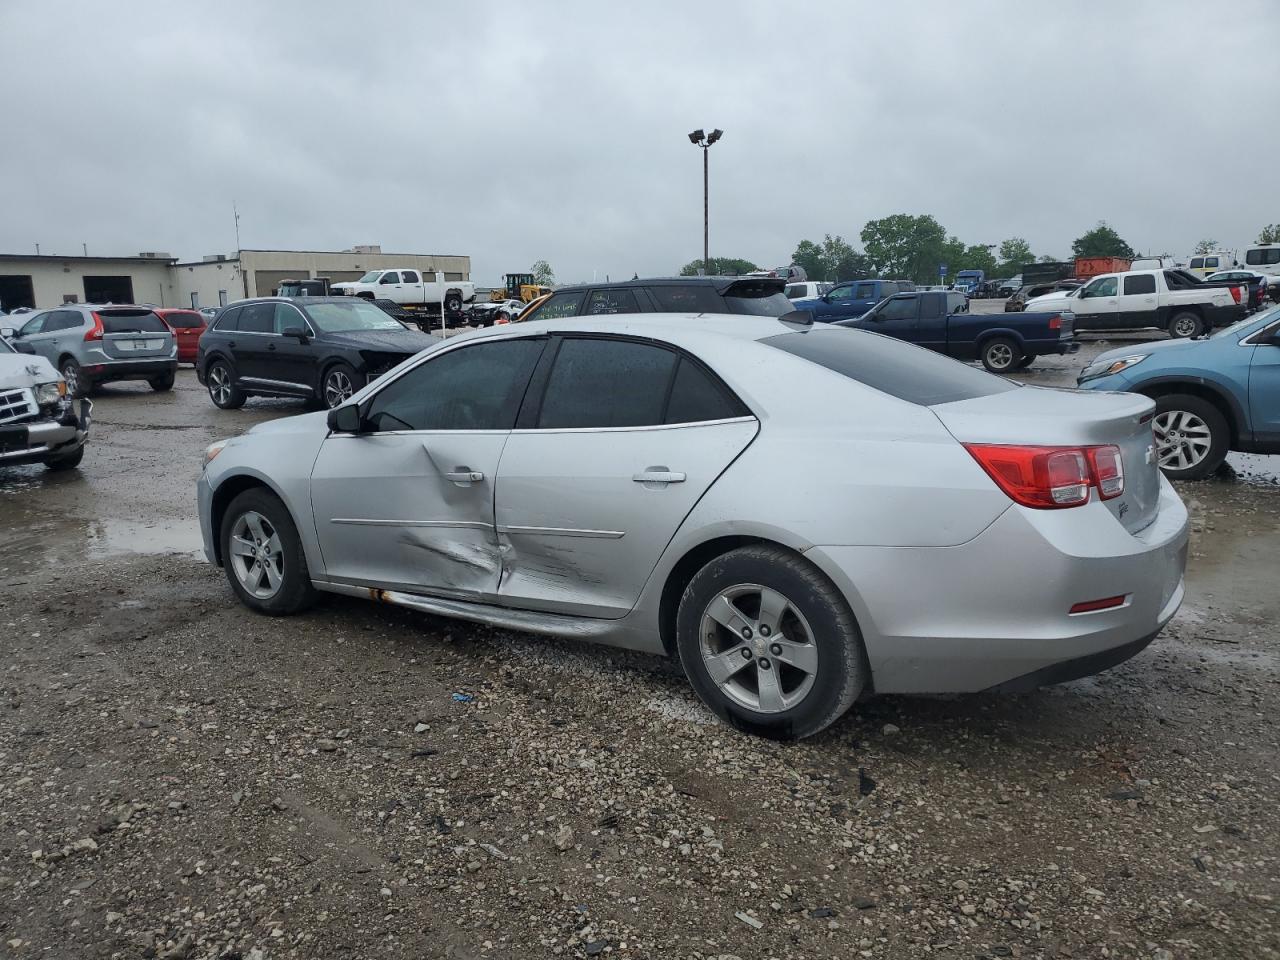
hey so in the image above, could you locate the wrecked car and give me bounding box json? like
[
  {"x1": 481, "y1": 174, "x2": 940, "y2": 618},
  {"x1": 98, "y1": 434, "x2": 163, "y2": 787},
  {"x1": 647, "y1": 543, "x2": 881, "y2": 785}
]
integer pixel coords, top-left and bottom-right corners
[
  {"x1": 198, "y1": 313, "x2": 1188, "y2": 739},
  {"x1": 0, "y1": 334, "x2": 91, "y2": 471}
]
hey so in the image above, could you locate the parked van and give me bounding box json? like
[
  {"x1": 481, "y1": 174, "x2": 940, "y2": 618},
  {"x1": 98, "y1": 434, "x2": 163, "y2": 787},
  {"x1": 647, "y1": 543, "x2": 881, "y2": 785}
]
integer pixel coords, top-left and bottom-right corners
[
  {"x1": 1186, "y1": 252, "x2": 1237, "y2": 278},
  {"x1": 1242, "y1": 243, "x2": 1280, "y2": 277}
]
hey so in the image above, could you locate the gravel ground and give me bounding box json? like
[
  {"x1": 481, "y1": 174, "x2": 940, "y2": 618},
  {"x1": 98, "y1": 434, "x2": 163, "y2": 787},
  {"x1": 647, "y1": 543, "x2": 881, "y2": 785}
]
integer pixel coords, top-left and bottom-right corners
[{"x1": 1, "y1": 330, "x2": 1277, "y2": 959}]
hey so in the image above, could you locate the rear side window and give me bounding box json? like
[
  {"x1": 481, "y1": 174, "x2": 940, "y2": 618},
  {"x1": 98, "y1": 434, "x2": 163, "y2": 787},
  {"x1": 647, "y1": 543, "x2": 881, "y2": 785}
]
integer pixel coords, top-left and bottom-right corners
[
  {"x1": 401, "y1": 270, "x2": 420, "y2": 283},
  {"x1": 214, "y1": 307, "x2": 242, "y2": 332},
  {"x1": 47, "y1": 311, "x2": 84, "y2": 332},
  {"x1": 532, "y1": 291, "x2": 586, "y2": 320},
  {"x1": 1123, "y1": 274, "x2": 1156, "y2": 295},
  {"x1": 764, "y1": 328, "x2": 1018, "y2": 405},
  {"x1": 665, "y1": 357, "x2": 747, "y2": 424},
  {"x1": 99, "y1": 310, "x2": 166, "y2": 334},
  {"x1": 854, "y1": 282, "x2": 877, "y2": 299},
  {"x1": 537, "y1": 338, "x2": 677, "y2": 428},
  {"x1": 163, "y1": 311, "x2": 203, "y2": 328},
  {"x1": 1245, "y1": 248, "x2": 1280, "y2": 266},
  {"x1": 238, "y1": 303, "x2": 277, "y2": 334},
  {"x1": 585, "y1": 288, "x2": 640, "y2": 315}
]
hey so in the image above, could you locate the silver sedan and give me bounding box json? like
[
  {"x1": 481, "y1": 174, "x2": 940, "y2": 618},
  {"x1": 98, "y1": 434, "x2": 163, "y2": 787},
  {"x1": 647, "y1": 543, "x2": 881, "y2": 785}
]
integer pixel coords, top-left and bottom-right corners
[{"x1": 197, "y1": 314, "x2": 1188, "y2": 738}]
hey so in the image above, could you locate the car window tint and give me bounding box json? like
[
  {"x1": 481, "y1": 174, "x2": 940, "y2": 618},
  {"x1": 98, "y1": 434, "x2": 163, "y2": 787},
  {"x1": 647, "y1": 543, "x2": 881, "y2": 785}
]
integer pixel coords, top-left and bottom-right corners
[
  {"x1": 586, "y1": 289, "x2": 640, "y2": 315},
  {"x1": 47, "y1": 311, "x2": 80, "y2": 332},
  {"x1": 99, "y1": 311, "x2": 167, "y2": 333},
  {"x1": 665, "y1": 357, "x2": 745, "y2": 424},
  {"x1": 1123, "y1": 274, "x2": 1156, "y2": 295},
  {"x1": 854, "y1": 283, "x2": 877, "y2": 299},
  {"x1": 379, "y1": 272, "x2": 400, "y2": 284},
  {"x1": 649, "y1": 285, "x2": 722, "y2": 313},
  {"x1": 764, "y1": 328, "x2": 1017, "y2": 406},
  {"x1": 213, "y1": 307, "x2": 241, "y2": 331},
  {"x1": 365, "y1": 338, "x2": 543, "y2": 432},
  {"x1": 238, "y1": 303, "x2": 277, "y2": 334},
  {"x1": 162, "y1": 311, "x2": 203, "y2": 328},
  {"x1": 877, "y1": 297, "x2": 917, "y2": 321},
  {"x1": 274, "y1": 303, "x2": 308, "y2": 332},
  {"x1": 20, "y1": 313, "x2": 48, "y2": 334},
  {"x1": 401, "y1": 270, "x2": 419, "y2": 283},
  {"x1": 1190, "y1": 258, "x2": 1204, "y2": 269},
  {"x1": 537, "y1": 338, "x2": 677, "y2": 428},
  {"x1": 534, "y1": 291, "x2": 586, "y2": 320}
]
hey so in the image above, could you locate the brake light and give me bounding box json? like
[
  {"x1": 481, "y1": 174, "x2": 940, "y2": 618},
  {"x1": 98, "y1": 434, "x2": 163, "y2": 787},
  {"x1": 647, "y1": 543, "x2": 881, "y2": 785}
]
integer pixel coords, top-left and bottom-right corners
[
  {"x1": 1229, "y1": 286, "x2": 1241, "y2": 303},
  {"x1": 964, "y1": 443, "x2": 1125, "y2": 509},
  {"x1": 84, "y1": 312, "x2": 104, "y2": 341},
  {"x1": 1048, "y1": 314, "x2": 1062, "y2": 330}
]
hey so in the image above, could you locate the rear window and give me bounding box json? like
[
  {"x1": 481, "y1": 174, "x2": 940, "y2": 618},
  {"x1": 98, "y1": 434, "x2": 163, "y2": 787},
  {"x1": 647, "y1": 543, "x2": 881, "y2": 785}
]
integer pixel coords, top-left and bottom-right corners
[
  {"x1": 764, "y1": 328, "x2": 1018, "y2": 405},
  {"x1": 162, "y1": 311, "x2": 203, "y2": 328},
  {"x1": 100, "y1": 310, "x2": 167, "y2": 334},
  {"x1": 720, "y1": 280, "x2": 791, "y2": 316},
  {"x1": 649, "y1": 285, "x2": 722, "y2": 313},
  {"x1": 1245, "y1": 248, "x2": 1280, "y2": 266}
]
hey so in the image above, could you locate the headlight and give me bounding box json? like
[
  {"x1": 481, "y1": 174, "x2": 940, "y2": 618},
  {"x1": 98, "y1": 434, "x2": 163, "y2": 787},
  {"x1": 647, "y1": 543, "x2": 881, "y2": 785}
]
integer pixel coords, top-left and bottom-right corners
[
  {"x1": 203, "y1": 439, "x2": 229, "y2": 470},
  {"x1": 35, "y1": 380, "x2": 66, "y2": 405},
  {"x1": 1079, "y1": 354, "x2": 1147, "y2": 382}
]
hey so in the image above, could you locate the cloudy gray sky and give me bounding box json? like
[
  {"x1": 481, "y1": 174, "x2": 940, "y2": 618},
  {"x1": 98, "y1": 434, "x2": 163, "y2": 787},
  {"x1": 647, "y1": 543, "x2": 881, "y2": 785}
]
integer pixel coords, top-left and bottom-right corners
[{"x1": 2, "y1": 0, "x2": 1276, "y2": 284}]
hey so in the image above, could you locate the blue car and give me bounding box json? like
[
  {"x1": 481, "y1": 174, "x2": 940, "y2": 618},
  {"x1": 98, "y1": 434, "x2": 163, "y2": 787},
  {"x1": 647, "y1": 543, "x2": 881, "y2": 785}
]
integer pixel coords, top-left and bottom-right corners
[
  {"x1": 1077, "y1": 306, "x2": 1280, "y2": 480},
  {"x1": 792, "y1": 278, "x2": 911, "y2": 322}
]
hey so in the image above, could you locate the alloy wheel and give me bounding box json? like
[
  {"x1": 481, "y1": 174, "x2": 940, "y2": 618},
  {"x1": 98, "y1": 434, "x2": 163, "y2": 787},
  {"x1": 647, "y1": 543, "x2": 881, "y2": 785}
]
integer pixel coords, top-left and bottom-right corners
[
  {"x1": 698, "y1": 583, "x2": 818, "y2": 714},
  {"x1": 1153, "y1": 410, "x2": 1212, "y2": 471},
  {"x1": 61, "y1": 363, "x2": 78, "y2": 395},
  {"x1": 228, "y1": 510, "x2": 284, "y2": 599},
  {"x1": 209, "y1": 365, "x2": 232, "y2": 405},
  {"x1": 324, "y1": 370, "x2": 354, "y2": 408},
  {"x1": 1172, "y1": 316, "x2": 1198, "y2": 338},
  {"x1": 986, "y1": 343, "x2": 1014, "y2": 369}
]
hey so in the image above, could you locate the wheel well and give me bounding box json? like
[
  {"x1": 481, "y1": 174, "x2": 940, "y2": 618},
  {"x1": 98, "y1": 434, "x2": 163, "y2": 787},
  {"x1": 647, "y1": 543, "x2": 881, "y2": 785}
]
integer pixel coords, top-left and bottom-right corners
[
  {"x1": 356, "y1": 292, "x2": 375, "y2": 300},
  {"x1": 1136, "y1": 383, "x2": 1240, "y2": 447},
  {"x1": 209, "y1": 475, "x2": 275, "y2": 566},
  {"x1": 57, "y1": 352, "x2": 77, "y2": 369},
  {"x1": 1170, "y1": 305, "x2": 1203, "y2": 318}
]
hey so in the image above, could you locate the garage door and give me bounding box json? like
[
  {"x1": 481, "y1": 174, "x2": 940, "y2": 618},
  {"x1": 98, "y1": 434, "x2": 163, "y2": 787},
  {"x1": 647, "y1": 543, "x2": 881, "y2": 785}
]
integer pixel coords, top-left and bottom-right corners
[
  {"x1": 325, "y1": 271, "x2": 364, "y2": 284},
  {"x1": 84, "y1": 276, "x2": 134, "y2": 304},
  {"x1": 0, "y1": 275, "x2": 35, "y2": 312}
]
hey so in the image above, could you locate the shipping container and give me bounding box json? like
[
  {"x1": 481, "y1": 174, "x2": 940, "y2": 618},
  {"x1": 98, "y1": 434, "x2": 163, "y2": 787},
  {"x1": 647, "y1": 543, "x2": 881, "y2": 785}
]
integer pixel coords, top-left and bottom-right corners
[
  {"x1": 1073, "y1": 256, "x2": 1131, "y2": 279},
  {"x1": 1021, "y1": 261, "x2": 1074, "y2": 286}
]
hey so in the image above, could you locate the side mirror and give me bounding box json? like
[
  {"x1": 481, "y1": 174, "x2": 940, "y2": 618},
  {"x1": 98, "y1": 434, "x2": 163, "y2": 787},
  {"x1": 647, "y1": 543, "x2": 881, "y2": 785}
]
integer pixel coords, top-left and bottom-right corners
[
  {"x1": 12, "y1": 341, "x2": 36, "y2": 354},
  {"x1": 282, "y1": 325, "x2": 310, "y2": 343},
  {"x1": 0, "y1": 327, "x2": 14, "y2": 339},
  {"x1": 327, "y1": 404, "x2": 365, "y2": 434}
]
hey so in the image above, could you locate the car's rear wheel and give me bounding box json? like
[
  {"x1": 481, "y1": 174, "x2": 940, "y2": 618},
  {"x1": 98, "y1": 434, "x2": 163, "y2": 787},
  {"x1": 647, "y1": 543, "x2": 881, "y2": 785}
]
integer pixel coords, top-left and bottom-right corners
[
  {"x1": 149, "y1": 372, "x2": 175, "y2": 391},
  {"x1": 206, "y1": 360, "x2": 246, "y2": 409},
  {"x1": 322, "y1": 362, "x2": 358, "y2": 409},
  {"x1": 676, "y1": 545, "x2": 866, "y2": 739},
  {"x1": 220, "y1": 488, "x2": 318, "y2": 615},
  {"x1": 1152, "y1": 394, "x2": 1228, "y2": 481},
  {"x1": 444, "y1": 292, "x2": 463, "y2": 314},
  {"x1": 980, "y1": 337, "x2": 1022, "y2": 373},
  {"x1": 60, "y1": 359, "x2": 85, "y2": 398},
  {"x1": 1168, "y1": 311, "x2": 1204, "y2": 339}
]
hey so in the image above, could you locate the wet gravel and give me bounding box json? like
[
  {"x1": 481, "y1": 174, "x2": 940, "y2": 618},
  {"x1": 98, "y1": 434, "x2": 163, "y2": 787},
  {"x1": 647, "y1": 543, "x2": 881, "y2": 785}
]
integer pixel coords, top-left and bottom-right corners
[{"x1": 1, "y1": 339, "x2": 1277, "y2": 959}]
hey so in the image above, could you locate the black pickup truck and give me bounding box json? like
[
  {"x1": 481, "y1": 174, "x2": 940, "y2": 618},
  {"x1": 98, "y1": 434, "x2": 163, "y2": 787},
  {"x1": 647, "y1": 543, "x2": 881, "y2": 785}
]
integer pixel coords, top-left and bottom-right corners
[{"x1": 833, "y1": 290, "x2": 1077, "y2": 372}]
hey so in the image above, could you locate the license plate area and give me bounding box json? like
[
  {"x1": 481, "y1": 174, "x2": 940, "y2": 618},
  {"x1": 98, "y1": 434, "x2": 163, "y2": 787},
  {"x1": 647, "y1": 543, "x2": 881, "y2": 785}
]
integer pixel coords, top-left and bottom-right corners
[
  {"x1": 0, "y1": 425, "x2": 30, "y2": 452},
  {"x1": 117, "y1": 338, "x2": 163, "y2": 352}
]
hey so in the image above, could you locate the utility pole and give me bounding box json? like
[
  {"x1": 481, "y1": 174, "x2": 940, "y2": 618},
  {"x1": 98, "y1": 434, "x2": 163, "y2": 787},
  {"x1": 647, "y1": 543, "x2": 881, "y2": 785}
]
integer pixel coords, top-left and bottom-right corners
[{"x1": 687, "y1": 129, "x2": 723, "y2": 275}]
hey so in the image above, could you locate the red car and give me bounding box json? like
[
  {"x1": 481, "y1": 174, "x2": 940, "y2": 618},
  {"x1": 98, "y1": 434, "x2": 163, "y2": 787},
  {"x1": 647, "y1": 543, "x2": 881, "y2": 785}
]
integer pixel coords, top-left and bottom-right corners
[{"x1": 154, "y1": 308, "x2": 206, "y2": 363}]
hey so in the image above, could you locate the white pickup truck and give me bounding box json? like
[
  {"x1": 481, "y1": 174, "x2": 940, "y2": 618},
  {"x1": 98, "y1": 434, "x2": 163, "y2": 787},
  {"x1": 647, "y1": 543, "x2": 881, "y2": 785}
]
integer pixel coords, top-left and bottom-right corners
[
  {"x1": 1027, "y1": 268, "x2": 1248, "y2": 339},
  {"x1": 331, "y1": 269, "x2": 476, "y2": 314}
]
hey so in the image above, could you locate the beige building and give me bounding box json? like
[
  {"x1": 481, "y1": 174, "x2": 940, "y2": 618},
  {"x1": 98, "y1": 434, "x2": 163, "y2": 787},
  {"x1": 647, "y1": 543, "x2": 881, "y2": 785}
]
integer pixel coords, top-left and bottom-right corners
[{"x1": 0, "y1": 246, "x2": 471, "y2": 312}]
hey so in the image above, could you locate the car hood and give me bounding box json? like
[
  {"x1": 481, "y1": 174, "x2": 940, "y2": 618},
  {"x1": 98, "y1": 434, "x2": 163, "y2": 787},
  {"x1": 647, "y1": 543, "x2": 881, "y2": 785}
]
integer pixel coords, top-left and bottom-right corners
[
  {"x1": 320, "y1": 328, "x2": 438, "y2": 353},
  {"x1": 1092, "y1": 336, "x2": 1202, "y2": 368},
  {"x1": 0, "y1": 351, "x2": 59, "y2": 388},
  {"x1": 245, "y1": 409, "x2": 330, "y2": 437}
]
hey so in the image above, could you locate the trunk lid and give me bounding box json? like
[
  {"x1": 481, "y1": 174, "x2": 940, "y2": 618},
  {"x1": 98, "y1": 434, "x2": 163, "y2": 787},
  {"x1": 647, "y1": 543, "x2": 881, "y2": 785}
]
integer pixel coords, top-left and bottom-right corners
[
  {"x1": 932, "y1": 385, "x2": 1161, "y2": 534},
  {"x1": 98, "y1": 309, "x2": 174, "y2": 360}
]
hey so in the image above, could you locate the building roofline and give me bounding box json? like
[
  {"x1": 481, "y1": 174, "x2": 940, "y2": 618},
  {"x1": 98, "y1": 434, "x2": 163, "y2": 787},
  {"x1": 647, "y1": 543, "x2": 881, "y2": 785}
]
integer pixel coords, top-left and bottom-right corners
[
  {"x1": 0, "y1": 253, "x2": 177, "y2": 264},
  {"x1": 234, "y1": 248, "x2": 469, "y2": 258}
]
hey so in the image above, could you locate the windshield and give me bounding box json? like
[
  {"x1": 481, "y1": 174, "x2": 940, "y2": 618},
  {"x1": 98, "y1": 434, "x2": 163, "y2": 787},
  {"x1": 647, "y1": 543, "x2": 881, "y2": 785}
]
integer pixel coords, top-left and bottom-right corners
[
  {"x1": 1213, "y1": 304, "x2": 1280, "y2": 340},
  {"x1": 304, "y1": 299, "x2": 407, "y2": 332},
  {"x1": 357, "y1": 271, "x2": 383, "y2": 283}
]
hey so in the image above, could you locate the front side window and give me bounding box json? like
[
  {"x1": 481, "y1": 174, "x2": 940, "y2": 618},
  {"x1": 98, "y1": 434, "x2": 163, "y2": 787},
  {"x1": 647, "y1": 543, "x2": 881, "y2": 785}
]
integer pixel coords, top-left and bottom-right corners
[
  {"x1": 1082, "y1": 277, "x2": 1118, "y2": 298},
  {"x1": 537, "y1": 338, "x2": 678, "y2": 429},
  {"x1": 1205, "y1": 257, "x2": 1219, "y2": 269},
  {"x1": 379, "y1": 272, "x2": 400, "y2": 285},
  {"x1": 365, "y1": 338, "x2": 544, "y2": 432},
  {"x1": 1123, "y1": 274, "x2": 1156, "y2": 295},
  {"x1": 274, "y1": 303, "x2": 310, "y2": 333},
  {"x1": 358, "y1": 271, "x2": 383, "y2": 283},
  {"x1": 827, "y1": 284, "x2": 854, "y2": 301},
  {"x1": 877, "y1": 296, "x2": 917, "y2": 321},
  {"x1": 585, "y1": 289, "x2": 640, "y2": 315}
]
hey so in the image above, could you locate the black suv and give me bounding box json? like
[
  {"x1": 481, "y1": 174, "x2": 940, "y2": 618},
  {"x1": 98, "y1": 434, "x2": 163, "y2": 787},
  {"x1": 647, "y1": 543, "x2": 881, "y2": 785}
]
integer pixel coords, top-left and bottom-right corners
[
  {"x1": 518, "y1": 276, "x2": 793, "y2": 322},
  {"x1": 196, "y1": 297, "x2": 436, "y2": 410}
]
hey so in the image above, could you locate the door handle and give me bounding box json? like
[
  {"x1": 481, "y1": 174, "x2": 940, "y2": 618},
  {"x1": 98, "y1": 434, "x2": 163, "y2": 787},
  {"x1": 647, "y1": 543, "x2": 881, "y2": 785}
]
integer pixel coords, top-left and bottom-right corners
[
  {"x1": 632, "y1": 468, "x2": 686, "y2": 484},
  {"x1": 267, "y1": 343, "x2": 276, "y2": 351},
  {"x1": 445, "y1": 470, "x2": 484, "y2": 483},
  {"x1": 228, "y1": 340, "x2": 237, "y2": 348}
]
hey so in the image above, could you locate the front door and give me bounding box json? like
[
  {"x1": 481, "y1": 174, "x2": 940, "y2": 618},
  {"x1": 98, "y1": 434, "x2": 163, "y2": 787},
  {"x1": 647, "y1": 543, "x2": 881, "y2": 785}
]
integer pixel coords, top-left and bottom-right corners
[
  {"x1": 495, "y1": 336, "x2": 757, "y2": 619},
  {"x1": 861, "y1": 294, "x2": 923, "y2": 345},
  {"x1": 1248, "y1": 324, "x2": 1280, "y2": 449},
  {"x1": 1072, "y1": 275, "x2": 1121, "y2": 329},
  {"x1": 309, "y1": 336, "x2": 546, "y2": 596},
  {"x1": 810, "y1": 283, "x2": 853, "y2": 322},
  {"x1": 231, "y1": 301, "x2": 291, "y2": 388},
  {"x1": 377, "y1": 271, "x2": 404, "y2": 302},
  {"x1": 270, "y1": 302, "x2": 321, "y2": 393}
]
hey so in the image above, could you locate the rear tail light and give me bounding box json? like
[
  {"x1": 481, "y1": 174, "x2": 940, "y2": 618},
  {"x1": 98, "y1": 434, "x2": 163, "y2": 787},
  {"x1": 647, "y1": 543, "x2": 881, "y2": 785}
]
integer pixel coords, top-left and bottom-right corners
[
  {"x1": 1048, "y1": 314, "x2": 1062, "y2": 330},
  {"x1": 964, "y1": 443, "x2": 1125, "y2": 509},
  {"x1": 1229, "y1": 286, "x2": 1241, "y2": 303},
  {"x1": 84, "y1": 312, "x2": 104, "y2": 341}
]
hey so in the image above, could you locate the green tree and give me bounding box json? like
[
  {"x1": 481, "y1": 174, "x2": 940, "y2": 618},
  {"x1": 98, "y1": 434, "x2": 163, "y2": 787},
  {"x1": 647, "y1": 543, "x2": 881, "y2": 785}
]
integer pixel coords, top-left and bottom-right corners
[
  {"x1": 1258, "y1": 224, "x2": 1280, "y2": 244},
  {"x1": 997, "y1": 237, "x2": 1034, "y2": 274},
  {"x1": 1071, "y1": 222, "x2": 1135, "y2": 259},
  {"x1": 678, "y1": 256, "x2": 758, "y2": 276},
  {"x1": 860, "y1": 214, "x2": 953, "y2": 285},
  {"x1": 531, "y1": 260, "x2": 555, "y2": 285},
  {"x1": 791, "y1": 235, "x2": 870, "y2": 282},
  {"x1": 1193, "y1": 239, "x2": 1219, "y2": 255},
  {"x1": 1038, "y1": 253, "x2": 1061, "y2": 263},
  {"x1": 954, "y1": 243, "x2": 998, "y2": 278}
]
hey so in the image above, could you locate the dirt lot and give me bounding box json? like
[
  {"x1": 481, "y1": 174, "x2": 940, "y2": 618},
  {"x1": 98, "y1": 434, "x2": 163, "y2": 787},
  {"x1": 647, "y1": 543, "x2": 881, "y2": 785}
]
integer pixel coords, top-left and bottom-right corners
[{"x1": 1, "y1": 328, "x2": 1278, "y2": 960}]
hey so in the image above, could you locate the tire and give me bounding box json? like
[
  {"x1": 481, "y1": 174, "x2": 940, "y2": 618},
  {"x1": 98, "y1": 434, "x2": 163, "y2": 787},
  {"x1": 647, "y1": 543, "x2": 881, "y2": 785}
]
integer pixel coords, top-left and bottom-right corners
[
  {"x1": 60, "y1": 358, "x2": 86, "y2": 398},
  {"x1": 444, "y1": 292, "x2": 463, "y2": 314},
  {"x1": 980, "y1": 336, "x2": 1022, "y2": 373},
  {"x1": 149, "y1": 372, "x2": 175, "y2": 391},
  {"x1": 1167, "y1": 311, "x2": 1204, "y2": 339},
  {"x1": 321, "y1": 361, "x2": 359, "y2": 409},
  {"x1": 219, "y1": 488, "x2": 318, "y2": 615},
  {"x1": 1014, "y1": 354, "x2": 1035, "y2": 369},
  {"x1": 676, "y1": 545, "x2": 867, "y2": 740},
  {"x1": 43, "y1": 444, "x2": 85, "y2": 471},
  {"x1": 206, "y1": 359, "x2": 246, "y2": 409},
  {"x1": 1151, "y1": 393, "x2": 1229, "y2": 481}
]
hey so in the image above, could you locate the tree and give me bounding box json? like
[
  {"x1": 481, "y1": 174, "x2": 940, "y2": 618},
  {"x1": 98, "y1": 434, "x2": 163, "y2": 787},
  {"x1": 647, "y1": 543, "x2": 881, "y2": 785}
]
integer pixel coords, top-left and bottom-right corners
[
  {"x1": 954, "y1": 243, "x2": 998, "y2": 278},
  {"x1": 1259, "y1": 224, "x2": 1280, "y2": 244},
  {"x1": 791, "y1": 235, "x2": 870, "y2": 282},
  {"x1": 1193, "y1": 239, "x2": 1219, "y2": 255},
  {"x1": 860, "y1": 214, "x2": 953, "y2": 285},
  {"x1": 531, "y1": 260, "x2": 555, "y2": 285},
  {"x1": 997, "y1": 237, "x2": 1034, "y2": 274},
  {"x1": 1037, "y1": 253, "x2": 1061, "y2": 263},
  {"x1": 1071, "y1": 222, "x2": 1135, "y2": 259},
  {"x1": 678, "y1": 256, "x2": 758, "y2": 276}
]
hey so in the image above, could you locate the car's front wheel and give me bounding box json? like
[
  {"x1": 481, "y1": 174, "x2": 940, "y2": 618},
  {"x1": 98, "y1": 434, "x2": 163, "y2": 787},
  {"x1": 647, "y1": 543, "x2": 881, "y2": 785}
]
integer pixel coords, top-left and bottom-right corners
[
  {"x1": 1151, "y1": 393, "x2": 1229, "y2": 481},
  {"x1": 60, "y1": 359, "x2": 86, "y2": 398},
  {"x1": 220, "y1": 488, "x2": 318, "y2": 615},
  {"x1": 321, "y1": 362, "x2": 359, "y2": 409},
  {"x1": 43, "y1": 444, "x2": 85, "y2": 471},
  {"x1": 676, "y1": 545, "x2": 867, "y2": 739}
]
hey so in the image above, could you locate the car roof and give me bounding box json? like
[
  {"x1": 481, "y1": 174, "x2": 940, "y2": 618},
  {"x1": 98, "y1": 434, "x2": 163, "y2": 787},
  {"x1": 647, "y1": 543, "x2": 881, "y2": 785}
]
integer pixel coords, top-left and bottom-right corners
[
  {"x1": 547, "y1": 276, "x2": 784, "y2": 295},
  {"x1": 226, "y1": 296, "x2": 358, "y2": 306},
  {"x1": 465, "y1": 311, "x2": 810, "y2": 346}
]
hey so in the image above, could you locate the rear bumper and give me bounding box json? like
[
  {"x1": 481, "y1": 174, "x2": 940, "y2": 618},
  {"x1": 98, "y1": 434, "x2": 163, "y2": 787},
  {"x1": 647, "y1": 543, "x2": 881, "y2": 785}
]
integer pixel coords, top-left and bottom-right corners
[
  {"x1": 806, "y1": 476, "x2": 1189, "y2": 694},
  {"x1": 83, "y1": 359, "x2": 177, "y2": 383},
  {"x1": 0, "y1": 399, "x2": 92, "y2": 466}
]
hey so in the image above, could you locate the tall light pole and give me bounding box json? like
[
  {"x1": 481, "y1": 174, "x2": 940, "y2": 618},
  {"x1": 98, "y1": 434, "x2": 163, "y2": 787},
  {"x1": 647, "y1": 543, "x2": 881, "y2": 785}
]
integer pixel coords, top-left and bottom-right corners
[{"x1": 688, "y1": 128, "x2": 723, "y2": 275}]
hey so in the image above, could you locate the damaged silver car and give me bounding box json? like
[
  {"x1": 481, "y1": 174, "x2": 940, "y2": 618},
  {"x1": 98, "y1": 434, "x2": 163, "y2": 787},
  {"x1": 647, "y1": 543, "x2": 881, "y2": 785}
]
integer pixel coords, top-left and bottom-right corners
[
  {"x1": 198, "y1": 314, "x2": 1187, "y2": 739},
  {"x1": 0, "y1": 335, "x2": 90, "y2": 471}
]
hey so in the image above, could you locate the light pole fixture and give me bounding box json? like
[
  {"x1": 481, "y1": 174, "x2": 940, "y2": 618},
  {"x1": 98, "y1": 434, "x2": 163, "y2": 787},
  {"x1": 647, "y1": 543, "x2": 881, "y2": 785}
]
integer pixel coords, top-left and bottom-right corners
[{"x1": 689, "y1": 128, "x2": 724, "y2": 275}]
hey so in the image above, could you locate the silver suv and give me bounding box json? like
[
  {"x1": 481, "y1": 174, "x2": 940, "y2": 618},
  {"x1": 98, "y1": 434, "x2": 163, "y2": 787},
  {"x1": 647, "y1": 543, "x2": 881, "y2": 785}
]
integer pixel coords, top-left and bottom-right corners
[{"x1": 0, "y1": 305, "x2": 177, "y2": 397}]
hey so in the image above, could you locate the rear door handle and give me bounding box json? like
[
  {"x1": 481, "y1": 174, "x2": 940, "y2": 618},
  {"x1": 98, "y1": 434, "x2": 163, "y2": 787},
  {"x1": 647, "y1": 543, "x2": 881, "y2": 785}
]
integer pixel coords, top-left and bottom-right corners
[
  {"x1": 632, "y1": 468, "x2": 686, "y2": 484},
  {"x1": 267, "y1": 343, "x2": 276, "y2": 351},
  {"x1": 445, "y1": 470, "x2": 484, "y2": 483}
]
